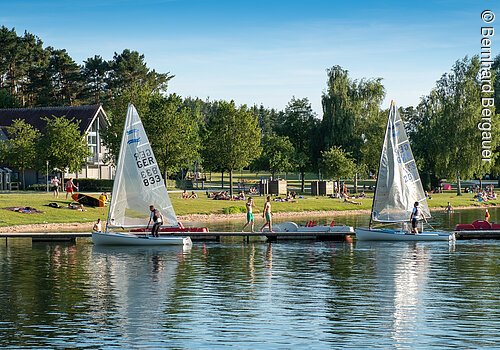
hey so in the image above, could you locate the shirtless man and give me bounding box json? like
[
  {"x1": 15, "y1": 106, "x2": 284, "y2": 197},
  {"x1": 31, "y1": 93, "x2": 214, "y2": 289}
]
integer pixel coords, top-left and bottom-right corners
[
  {"x1": 242, "y1": 197, "x2": 255, "y2": 232},
  {"x1": 260, "y1": 196, "x2": 273, "y2": 233}
]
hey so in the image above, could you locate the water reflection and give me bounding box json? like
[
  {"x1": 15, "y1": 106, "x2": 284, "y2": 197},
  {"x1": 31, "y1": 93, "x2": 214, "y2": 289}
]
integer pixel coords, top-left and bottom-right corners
[
  {"x1": 265, "y1": 243, "x2": 273, "y2": 272},
  {"x1": 89, "y1": 245, "x2": 189, "y2": 345},
  {"x1": 0, "y1": 223, "x2": 499, "y2": 348},
  {"x1": 390, "y1": 244, "x2": 429, "y2": 348}
]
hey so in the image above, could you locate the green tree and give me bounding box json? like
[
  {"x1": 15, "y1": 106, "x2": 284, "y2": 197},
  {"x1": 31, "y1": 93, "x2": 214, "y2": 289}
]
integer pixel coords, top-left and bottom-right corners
[
  {"x1": 254, "y1": 135, "x2": 295, "y2": 178},
  {"x1": 360, "y1": 107, "x2": 386, "y2": 177},
  {"x1": 143, "y1": 94, "x2": 201, "y2": 183},
  {"x1": 321, "y1": 65, "x2": 385, "y2": 169},
  {"x1": 24, "y1": 36, "x2": 50, "y2": 107},
  {"x1": 107, "y1": 49, "x2": 173, "y2": 98},
  {"x1": 414, "y1": 56, "x2": 497, "y2": 194},
  {"x1": 277, "y1": 97, "x2": 318, "y2": 192},
  {"x1": 38, "y1": 116, "x2": 91, "y2": 177},
  {"x1": 0, "y1": 27, "x2": 28, "y2": 98},
  {"x1": 1, "y1": 119, "x2": 40, "y2": 189},
  {"x1": 406, "y1": 99, "x2": 441, "y2": 190},
  {"x1": 492, "y1": 54, "x2": 500, "y2": 113},
  {"x1": 320, "y1": 146, "x2": 356, "y2": 180},
  {"x1": 0, "y1": 89, "x2": 19, "y2": 108},
  {"x1": 252, "y1": 104, "x2": 281, "y2": 137},
  {"x1": 101, "y1": 85, "x2": 159, "y2": 164},
  {"x1": 202, "y1": 101, "x2": 261, "y2": 196},
  {"x1": 47, "y1": 48, "x2": 83, "y2": 105},
  {"x1": 81, "y1": 55, "x2": 110, "y2": 104}
]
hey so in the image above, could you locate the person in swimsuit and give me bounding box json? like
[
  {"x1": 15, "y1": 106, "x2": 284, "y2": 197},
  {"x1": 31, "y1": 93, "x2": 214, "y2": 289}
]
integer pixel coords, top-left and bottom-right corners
[
  {"x1": 65, "y1": 178, "x2": 76, "y2": 199},
  {"x1": 260, "y1": 196, "x2": 273, "y2": 233},
  {"x1": 242, "y1": 197, "x2": 255, "y2": 232},
  {"x1": 93, "y1": 218, "x2": 102, "y2": 232}
]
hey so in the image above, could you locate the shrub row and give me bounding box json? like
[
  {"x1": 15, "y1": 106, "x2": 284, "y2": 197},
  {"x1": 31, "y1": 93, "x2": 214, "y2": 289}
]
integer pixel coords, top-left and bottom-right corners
[{"x1": 73, "y1": 179, "x2": 114, "y2": 192}]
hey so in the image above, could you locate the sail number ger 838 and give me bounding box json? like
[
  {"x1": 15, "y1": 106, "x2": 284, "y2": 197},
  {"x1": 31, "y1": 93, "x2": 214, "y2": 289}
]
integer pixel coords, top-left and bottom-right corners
[{"x1": 134, "y1": 149, "x2": 161, "y2": 187}]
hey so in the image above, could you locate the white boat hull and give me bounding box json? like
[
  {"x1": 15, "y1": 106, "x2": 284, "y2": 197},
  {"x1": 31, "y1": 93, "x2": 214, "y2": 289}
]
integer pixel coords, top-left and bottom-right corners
[
  {"x1": 92, "y1": 232, "x2": 192, "y2": 246},
  {"x1": 356, "y1": 227, "x2": 454, "y2": 241}
]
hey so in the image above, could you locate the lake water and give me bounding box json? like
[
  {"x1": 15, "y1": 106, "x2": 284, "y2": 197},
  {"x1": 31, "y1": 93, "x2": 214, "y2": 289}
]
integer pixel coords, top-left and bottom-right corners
[{"x1": 0, "y1": 208, "x2": 499, "y2": 349}]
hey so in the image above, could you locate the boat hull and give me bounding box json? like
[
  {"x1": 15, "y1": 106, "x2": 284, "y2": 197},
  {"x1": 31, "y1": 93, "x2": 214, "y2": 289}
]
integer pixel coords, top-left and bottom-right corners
[
  {"x1": 72, "y1": 193, "x2": 105, "y2": 207},
  {"x1": 356, "y1": 228, "x2": 454, "y2": 241},
  {"x1": 92, "y1": 232, "x2": 192, "y2": 246}
]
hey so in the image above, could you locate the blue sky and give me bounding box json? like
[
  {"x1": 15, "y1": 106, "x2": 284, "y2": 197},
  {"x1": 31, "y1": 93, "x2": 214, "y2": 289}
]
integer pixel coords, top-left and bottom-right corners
[{"x1": 1, "y1": 0, "x2": 498, "y2": 115}]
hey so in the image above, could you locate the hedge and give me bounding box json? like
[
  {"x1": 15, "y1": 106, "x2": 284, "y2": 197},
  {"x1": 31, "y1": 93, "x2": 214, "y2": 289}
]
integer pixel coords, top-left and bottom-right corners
[{"x1": 26, "y1": 178, "x2": 188, "y2": 192}]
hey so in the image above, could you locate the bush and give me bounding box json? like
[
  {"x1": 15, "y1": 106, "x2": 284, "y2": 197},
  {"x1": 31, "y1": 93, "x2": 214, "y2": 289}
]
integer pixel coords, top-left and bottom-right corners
[
  {"x1": 71, "y1": 178, "x2": 114, "y2": 192},
  {"x1": 175, "y1": 179, "x2": 193, "y2": 190},
  {"x1": 26, "y1": 184, "x2": 49, "y2": 191},
  {"x1": 222, "y1": 205, "x2": 246, "y2": 214}
]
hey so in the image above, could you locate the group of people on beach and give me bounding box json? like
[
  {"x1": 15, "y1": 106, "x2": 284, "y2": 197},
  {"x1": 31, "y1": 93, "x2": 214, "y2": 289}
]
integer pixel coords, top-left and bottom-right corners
[
  {"x1": 207, "y1": 190, "x2": 246, "y2": 201},
  {"x1": 181, "y1": 190, "x2": 198, "y2": 199},
  {"x1": 241, "y1": 196, "x2": 273, "y2": 233}
]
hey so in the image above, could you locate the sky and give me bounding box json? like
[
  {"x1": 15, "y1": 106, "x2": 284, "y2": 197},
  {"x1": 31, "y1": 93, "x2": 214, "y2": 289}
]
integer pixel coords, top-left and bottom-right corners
[{"x1": 1, "y1": 0, "x2": 498, "y2": 115}]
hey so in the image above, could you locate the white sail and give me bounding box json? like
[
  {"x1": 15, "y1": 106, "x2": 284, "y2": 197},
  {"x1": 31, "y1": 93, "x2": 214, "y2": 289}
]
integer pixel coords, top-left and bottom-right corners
[
  {"x1": 107, "y1": 104, "x2": 178, "y2": 228},
  {"x1": 372, "y1": 102, "x2": 430, "y2": 222}
]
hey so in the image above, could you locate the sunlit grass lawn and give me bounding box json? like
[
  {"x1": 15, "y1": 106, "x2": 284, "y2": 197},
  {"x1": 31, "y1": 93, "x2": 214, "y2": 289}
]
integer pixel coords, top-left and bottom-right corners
[
  {"x1": 0, "y1": 190, "x2": 497, "y2": 227},
  {"x1": 0, "y1": 192, "x2": 108, "y2": 227},
  {"x1": 171, "y1": 193, "x2": 372, "y2": 215}
]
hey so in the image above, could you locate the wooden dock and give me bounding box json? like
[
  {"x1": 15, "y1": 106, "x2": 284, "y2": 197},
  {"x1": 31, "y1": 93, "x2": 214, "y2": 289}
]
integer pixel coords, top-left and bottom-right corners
[
  {"x1": 0, "y1": 231, "x2": 351, "y2": 243},
  {"x1": 454, "y1": 230, "x2": 500, "y2": 240},
  {"x1": 2, "y1": 230, "x2": 498, "y2": 244}
]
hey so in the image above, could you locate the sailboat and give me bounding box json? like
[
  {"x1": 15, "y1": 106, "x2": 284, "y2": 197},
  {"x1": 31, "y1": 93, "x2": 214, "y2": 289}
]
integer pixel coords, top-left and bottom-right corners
[
  {"x1": 355, "y1": 102, "x2": 454, "y2": 241},
  {"x1": 92, "y1": 104, "x2": 192, "y2": 246}
]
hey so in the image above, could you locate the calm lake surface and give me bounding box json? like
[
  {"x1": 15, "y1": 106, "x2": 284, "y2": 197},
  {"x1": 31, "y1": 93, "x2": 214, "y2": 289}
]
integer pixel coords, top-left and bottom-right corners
[{"x1": 1, "y1": 208, "x2": 499, "y2": 349}]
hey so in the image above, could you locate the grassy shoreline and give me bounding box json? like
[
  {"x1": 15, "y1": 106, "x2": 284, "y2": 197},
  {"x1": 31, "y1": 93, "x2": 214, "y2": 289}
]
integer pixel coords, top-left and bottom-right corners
[{"x1": 0, "y1": 191, "x2": 497, "y2": 232}]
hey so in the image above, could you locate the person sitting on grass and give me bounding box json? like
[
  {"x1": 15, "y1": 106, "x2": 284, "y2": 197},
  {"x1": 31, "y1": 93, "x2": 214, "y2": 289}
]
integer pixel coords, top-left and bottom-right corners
[
  {"x1": 344, "y1": 198, "x2": 362, "y2": 205},
  {"x1": 98, "y1": 192, "x2": 108, "y2": 205},
  {"x1": 68, "y1": 203, "x2": 86, "y2": 211}
]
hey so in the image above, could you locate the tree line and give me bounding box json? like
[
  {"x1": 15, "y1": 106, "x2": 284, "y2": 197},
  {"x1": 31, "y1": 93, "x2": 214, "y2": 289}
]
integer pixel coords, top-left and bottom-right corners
[{"x1": 0, "y1": 26, "x2": 499, "y2": 194}]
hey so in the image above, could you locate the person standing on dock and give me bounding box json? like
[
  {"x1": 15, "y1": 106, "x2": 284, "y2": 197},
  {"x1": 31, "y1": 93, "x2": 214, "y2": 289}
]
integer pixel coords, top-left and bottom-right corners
[
  {"x1": 260, "y1": 196, "x2": 273, "y2": 233},
  {"x1": 485, "y1": 209, "x2": 491, "y2": 222},
  {"x1": 148, "y1": 205, "x2": 163, "y2": 237},
  {"x1": 242, "y1": 197, "x2": 255, "y2": 232}
]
